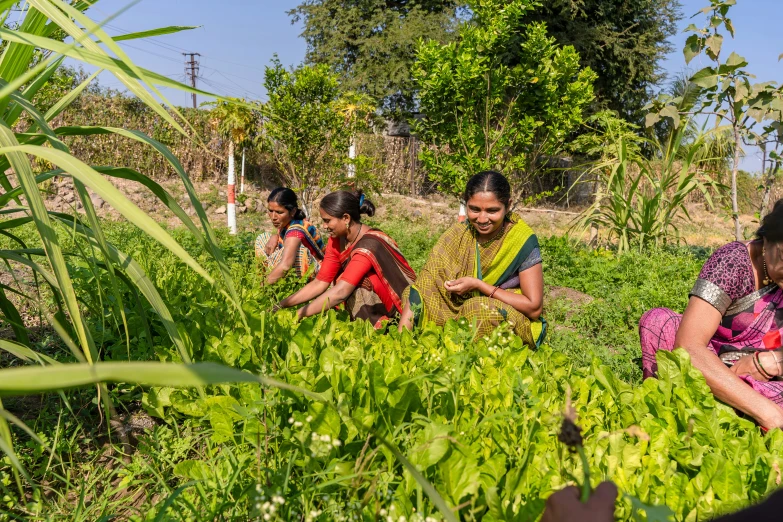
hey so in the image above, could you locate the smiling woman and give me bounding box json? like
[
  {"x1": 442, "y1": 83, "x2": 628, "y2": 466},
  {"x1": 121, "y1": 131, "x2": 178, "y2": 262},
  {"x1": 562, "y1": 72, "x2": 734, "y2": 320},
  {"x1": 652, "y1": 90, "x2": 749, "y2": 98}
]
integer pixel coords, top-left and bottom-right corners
[
  {"x1": 399, "y1": 171, "x2": 546, "y2": 347},
  {"x1": 274, "y1": 190, "x2": 416, "y2": 328}
]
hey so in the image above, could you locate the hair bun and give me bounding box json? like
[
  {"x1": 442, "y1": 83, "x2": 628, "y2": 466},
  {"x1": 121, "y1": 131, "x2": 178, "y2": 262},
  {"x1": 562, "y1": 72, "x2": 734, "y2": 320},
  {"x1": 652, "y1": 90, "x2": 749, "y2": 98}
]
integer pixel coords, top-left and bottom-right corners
[{"x1": 356, "y1": 190, "x2": 375, "y2": 217}]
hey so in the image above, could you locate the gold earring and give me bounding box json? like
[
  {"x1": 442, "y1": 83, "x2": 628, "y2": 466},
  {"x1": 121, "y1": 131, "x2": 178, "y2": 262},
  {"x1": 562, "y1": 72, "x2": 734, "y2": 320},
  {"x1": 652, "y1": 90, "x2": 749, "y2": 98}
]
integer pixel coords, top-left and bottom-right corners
[{"x1": 763, "y1": 245, "x2": 772, "y2": 286}]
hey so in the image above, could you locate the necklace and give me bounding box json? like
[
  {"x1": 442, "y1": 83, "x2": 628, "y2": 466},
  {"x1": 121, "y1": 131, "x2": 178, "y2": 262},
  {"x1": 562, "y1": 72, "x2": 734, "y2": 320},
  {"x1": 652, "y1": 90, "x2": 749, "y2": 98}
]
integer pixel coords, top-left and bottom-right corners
[
  {"x1": 346, "y1": 223, "x2": 364, "y2": 249},
  {"x1": 477, "y1": 222, "x2": 506, "y2": 247},
  {"x1": 763, "y1": 244, "x2": 772, "y2": 285}
]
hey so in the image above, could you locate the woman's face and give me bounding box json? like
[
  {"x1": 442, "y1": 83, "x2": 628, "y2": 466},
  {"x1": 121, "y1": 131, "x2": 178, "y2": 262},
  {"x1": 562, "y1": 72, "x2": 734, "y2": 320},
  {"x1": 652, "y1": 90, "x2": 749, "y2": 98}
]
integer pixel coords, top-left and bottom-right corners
[
  {"x1": 267, "y1": 201, "x2": 293, "y2": 231},
  {"x1": 319, "y1": 207, "x2": 351, "y2": 239},
  {"x1": 765, "y1": 240, "x2": 783, "y2": 285},
  {"x1": 466, "y1": 191, "x2": 508, "y2": 240}
]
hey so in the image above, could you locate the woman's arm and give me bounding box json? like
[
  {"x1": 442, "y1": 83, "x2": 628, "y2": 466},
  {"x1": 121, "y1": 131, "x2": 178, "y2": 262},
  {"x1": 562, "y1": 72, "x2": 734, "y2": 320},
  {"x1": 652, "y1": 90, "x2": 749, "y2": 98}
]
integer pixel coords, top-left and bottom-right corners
[
  {"x1": 297, "y1": 280, "x2": 356, "y2": 318},
  {"x1": 278, "y1": 278, "x2": 331, "y2": 309},
  {"x1": 264, "y1": 233, "x2": 279, "y2": 256},
  {"x1": 676, "y1": 296, "x2": 783, "y2": 429},
  {"x1": 266, "y1": 236, "x2": 302, "y2": 284},
  {"x1": 443, "y1": 264, "x2": 544, "y2": 320}
]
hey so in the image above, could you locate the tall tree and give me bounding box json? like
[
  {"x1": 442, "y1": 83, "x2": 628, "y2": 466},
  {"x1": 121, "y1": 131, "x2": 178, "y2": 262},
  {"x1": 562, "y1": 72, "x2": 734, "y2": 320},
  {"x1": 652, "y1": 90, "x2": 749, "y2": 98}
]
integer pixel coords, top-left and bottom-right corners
[
  {"x1": 413, "y1": 0, "x2": 596, "y2": 209},
  {"x1": 288, "y1": 0, "x2": 460, "y2": 117},
  {"x1": 518, "y1": 0, "x2": 681, "y2": 123}
]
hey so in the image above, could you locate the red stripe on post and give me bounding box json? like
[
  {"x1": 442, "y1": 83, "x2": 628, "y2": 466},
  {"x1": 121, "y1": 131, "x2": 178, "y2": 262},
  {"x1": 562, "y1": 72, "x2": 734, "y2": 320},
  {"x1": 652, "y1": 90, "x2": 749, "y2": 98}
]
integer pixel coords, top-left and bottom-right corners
[{"x1": 227, "y1": 184, "x2": 236, "y2": 204}]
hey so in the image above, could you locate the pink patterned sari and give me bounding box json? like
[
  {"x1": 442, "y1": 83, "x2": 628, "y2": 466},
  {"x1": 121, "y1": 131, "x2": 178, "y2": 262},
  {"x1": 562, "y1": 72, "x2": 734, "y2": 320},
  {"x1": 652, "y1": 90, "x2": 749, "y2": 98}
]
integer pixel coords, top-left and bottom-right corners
[{"x1": 640, "y1": 241, "x2": 783, "y2": 406}]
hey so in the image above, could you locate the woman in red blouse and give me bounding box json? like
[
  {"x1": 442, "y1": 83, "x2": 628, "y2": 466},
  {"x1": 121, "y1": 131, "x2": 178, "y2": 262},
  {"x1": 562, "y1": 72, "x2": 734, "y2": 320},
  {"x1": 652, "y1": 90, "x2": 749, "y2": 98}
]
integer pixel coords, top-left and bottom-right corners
[{"x1": 275, "y1": 191, "x2": 416, "y2": 328}]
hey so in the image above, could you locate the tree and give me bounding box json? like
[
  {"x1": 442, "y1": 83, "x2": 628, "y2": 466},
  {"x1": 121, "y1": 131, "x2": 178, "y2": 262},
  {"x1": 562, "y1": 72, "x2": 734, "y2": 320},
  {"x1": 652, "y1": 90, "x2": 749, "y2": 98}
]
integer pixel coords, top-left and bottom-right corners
[
  {"x1": 208, "y1": 98, "x2": 261, "y2": 234},
  {"x1": 288, "y1": 0, "x2": 460, "y2": 117},
  {"x1": 412, "y1": 0, "x2": 596, "y2": 210},
  {"x1": 646, "y1": 0, "x2": 783, "y2": 240},
  {"x1": 517, "y1": 0, "x2": 681, "y2": 124},
  {"x1": 260, "y1": 58, "x2": 374, "y2": 216}
]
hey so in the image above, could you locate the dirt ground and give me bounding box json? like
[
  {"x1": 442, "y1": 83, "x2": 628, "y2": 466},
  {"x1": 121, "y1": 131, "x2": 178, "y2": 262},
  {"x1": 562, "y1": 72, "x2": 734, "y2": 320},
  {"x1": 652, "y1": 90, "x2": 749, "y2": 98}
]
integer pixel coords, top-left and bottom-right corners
[{"x1": 11, "y1": 174, "x2": 752, "y2": 248}]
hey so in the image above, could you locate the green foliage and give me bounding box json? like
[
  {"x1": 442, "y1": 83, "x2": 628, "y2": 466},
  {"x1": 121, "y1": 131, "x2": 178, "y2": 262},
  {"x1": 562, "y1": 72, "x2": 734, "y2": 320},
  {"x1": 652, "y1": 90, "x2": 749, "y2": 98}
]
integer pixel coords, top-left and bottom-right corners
[
  {"x1": 207, "y1": 97, "x2": 261, "y2": 150},
  {"x1": 413, "y1": 0, "x2": 596, "y2": 201},
  {"x1": 646, "y1": 0, "x2": 783, "y2": 240},
  {"x1": 0, "y1": 0, "x2": 241, "y2": 494},
  {"x1": 518, "y1": 0, "x2": 682, "y2": 124},
  {"x1": 289, "y1": 0, "x2": 460, "y2": 117},
  {"x1": 573, "y1": 122, "x2": 723, "y2": 253},
  {"x1": 260, "y1": 58, "x2": 376, "y2": 216}
]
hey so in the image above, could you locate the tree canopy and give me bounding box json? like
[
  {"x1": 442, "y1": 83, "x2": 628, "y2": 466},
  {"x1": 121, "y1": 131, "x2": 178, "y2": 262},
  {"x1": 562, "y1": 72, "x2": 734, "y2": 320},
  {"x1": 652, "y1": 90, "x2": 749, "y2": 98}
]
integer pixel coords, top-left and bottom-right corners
[
  {"x1": 288, "y1": 0, "x2": 460, "y2": 117},
  {"x1": 518, "y1": 0, "x2": 681, "y2": 123}
]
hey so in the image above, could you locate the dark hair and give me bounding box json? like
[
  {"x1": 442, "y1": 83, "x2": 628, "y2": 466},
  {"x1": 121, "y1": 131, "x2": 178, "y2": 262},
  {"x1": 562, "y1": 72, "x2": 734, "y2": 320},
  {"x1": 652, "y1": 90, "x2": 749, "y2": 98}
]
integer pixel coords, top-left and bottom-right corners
[
  {"x1": 463, "y1": 171, "x2": 511, "y2": 208},
  {"x1": 268, "y1": 187, "x2": 305, "y2": 220},
  {"x1": 319, "y1": 190, "x2": 375, "y2": 222},
  {"x1": 757, "y1": 198, "x2": 783, "y2": 243}
]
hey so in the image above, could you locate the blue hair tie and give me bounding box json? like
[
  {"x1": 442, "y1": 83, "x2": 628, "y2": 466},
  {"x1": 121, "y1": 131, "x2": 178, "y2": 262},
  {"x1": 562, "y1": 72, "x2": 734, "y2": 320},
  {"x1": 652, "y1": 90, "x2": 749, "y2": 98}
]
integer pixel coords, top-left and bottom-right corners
[{"x1": 359, "y1": 194, "x2": 365, "y2": 206}]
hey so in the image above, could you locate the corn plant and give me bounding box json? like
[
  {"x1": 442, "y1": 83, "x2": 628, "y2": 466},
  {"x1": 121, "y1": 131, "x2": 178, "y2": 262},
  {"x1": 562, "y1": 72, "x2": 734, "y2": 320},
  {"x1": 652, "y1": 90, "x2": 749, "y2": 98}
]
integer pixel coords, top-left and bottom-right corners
[
  {"x1": 0, "y1": 0, "x2": 245, "y2": 491},
  {"x1": 573, "y1": 123, "x2": 725, "y2": 253}
]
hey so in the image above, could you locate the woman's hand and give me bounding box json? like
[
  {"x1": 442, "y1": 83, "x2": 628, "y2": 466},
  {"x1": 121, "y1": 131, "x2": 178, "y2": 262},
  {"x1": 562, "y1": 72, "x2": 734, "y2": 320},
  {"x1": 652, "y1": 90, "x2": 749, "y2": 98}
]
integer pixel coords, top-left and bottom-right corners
[
  {"x1": 443, "y1": 277, "x2": 480, "y2": 295},
  {"x1": 264, "y1": 234, "x2": 279, "y2": 256},
  {"x1": 730, "y1": 351, "x2": 782, "y2": 382},
  {"x1": 541, "y1": 482, "x2": 617, "y2": 522}
]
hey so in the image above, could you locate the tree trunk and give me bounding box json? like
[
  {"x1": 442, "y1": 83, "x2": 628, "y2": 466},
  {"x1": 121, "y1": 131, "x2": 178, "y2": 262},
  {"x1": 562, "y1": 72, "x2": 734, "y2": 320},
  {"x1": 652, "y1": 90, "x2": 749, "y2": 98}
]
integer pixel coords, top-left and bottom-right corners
[
  {"x1": 760, "y1": 166, "x2": 778, "y2": 221},
  {"x1": 731, "y1": 125, "x2": 741, "y2": 240}
]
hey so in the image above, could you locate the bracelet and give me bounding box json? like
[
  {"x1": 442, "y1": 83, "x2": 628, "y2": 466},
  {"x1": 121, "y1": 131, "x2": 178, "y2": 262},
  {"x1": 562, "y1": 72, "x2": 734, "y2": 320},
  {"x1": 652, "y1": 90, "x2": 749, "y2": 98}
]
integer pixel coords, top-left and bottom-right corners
[
  {"x1": 760, "y1": 351, "x2": 780, "y2": 378},
  {"x1": 489, "y1": 286, "x2": 499, "y2": 299},
  {"x1": 753, "y1": 351, "x2": 774, "y2": 380}
]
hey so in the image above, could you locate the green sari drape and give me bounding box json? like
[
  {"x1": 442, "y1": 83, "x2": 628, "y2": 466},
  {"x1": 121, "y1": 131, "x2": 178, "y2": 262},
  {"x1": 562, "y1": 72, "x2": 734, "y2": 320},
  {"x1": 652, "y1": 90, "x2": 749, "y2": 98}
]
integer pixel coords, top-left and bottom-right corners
[{"x1": 406, "y1": 213, "x2": 546, "y2": 347}]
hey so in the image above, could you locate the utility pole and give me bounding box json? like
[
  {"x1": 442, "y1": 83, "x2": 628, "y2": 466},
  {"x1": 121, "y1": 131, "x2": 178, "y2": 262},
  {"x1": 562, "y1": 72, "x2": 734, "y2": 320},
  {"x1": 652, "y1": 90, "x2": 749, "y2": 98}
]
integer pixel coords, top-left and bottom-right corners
[{"x1": 182, "y1": 52, "x2": 201, "y2": 108}]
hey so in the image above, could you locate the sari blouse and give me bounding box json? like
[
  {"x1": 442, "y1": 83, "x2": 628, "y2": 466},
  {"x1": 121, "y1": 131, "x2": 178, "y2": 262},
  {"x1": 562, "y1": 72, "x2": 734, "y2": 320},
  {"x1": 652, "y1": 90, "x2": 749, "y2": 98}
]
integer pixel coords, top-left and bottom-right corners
[
  {"x1": 278, "y1": 219, "x2": 324, "y2": 260},
  {"x1": 690, "y1": 241, "x2": 782, "y2": 351},
  {"x1": 317, "y1": 237, "x2": 394, "y2": 311}
]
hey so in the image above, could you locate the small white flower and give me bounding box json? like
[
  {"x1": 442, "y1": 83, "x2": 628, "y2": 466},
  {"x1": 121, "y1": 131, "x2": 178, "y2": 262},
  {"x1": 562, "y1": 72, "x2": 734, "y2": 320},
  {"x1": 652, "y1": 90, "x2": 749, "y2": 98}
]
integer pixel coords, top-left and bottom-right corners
[
  {"x1": 332, "y1": 439, "x2": 342, "y2": 447},
  {"x1": 288, "y1": 417, "x2": 294, "y2": 424},
  {"x1": 311, "y1": 432, "x2": 319, "y2": 440},
  {"x1": 255, "y1": 503, "x2": 261, "y2": 510},
  {"x1": 294, "y1": 421, "x2": 303, "y2": 428},
  {"x1": 380, "y1": 509, "x2": 388, "y2": 516},
  {"x1": 306, "y1": 415, "x2": 313, "y2": 422},
  {"x1": 263, "y1": 514, "x2": 271, "y2": 521},
  {"x1": 320, "y1": 434, "x2": 331, "y2": 442}
]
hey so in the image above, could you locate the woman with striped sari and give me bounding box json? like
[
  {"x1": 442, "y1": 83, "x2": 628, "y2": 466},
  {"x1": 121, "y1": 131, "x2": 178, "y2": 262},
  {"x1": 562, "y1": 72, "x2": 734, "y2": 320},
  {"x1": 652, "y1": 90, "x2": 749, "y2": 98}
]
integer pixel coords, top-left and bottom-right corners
[
  {"x1": 399, "y1": 171, "x2": 546, "y2": 348},
  {"x1": 256, "y1": 188, "x2": 325, "y2": 284},
  {"x1": 275, "y1": 191, "x2": 416, "y2": 328}
]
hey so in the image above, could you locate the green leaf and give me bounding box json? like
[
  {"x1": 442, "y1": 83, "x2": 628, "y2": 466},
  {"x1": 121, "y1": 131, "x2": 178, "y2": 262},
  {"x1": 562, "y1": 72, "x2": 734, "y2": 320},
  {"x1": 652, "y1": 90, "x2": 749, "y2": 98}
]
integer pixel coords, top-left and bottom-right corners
[
  {"x1": 659, "y1": 105, "x2": 681, "y2": 129},
  {"x1": 645, "y1": 113, "x2": 661, "y2": 128},
  {"x1": 111, "y1": 25, "x2": 198, "y2": 42},
  {"x1": 683, "y1": 35, "x2": 702, "y2": 64},
  {"x1": 174, "y1": 460, "x2": 213, "y2": 481},
  {"x1": 690, "y1": 68, "x2": 719, "y2": 89},
  {"x1": 626, "y1": 494, "x2": 675, "y2": 522},
  {"x1": 439, "y1": 447, "x2": 480, "y2": 506},
  {"x1": 705, "y1": 34, "x2": 723, "y2": 60},
  {"x1": 725, "y1": 52, "x2": 747, "y2": 68}
]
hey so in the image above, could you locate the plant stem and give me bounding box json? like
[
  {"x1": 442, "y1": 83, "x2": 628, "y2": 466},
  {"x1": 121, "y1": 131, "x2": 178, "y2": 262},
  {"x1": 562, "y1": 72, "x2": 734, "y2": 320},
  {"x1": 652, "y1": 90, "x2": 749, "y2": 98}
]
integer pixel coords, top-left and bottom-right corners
[{"x1": 577, "y1": 445, "x2": 592, "y2": 503}]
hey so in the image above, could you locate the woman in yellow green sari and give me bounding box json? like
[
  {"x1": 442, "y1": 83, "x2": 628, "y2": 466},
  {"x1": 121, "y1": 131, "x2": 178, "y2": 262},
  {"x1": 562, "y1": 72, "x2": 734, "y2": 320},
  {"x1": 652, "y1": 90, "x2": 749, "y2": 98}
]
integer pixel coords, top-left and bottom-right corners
[{"x1": 399, "y1": 171, "x2": 546, "y2": 347}]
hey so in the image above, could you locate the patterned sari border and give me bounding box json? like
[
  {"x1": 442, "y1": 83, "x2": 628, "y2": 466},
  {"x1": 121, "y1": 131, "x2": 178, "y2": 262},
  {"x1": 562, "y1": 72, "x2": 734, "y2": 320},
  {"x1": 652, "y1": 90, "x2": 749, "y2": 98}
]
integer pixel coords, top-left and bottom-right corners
[
  {"x1": 690, "y1": 278, "x2": 732, "y2": 315},
  {"x1": 726, "y1": 283, "x2": 778, "y2": 316}
]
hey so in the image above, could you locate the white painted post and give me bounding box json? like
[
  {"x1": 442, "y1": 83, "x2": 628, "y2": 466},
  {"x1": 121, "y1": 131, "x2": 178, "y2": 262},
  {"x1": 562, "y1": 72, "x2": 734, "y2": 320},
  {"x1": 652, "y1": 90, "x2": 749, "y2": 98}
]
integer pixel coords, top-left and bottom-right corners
[
  {"x1": 347, "y1": 139, "x2": 356, "y2": 178},
  {"x1": 458, "y1": 201, "x2": 466, "y2": 223},
  {"x1": 240, "y1": 148, "x2": 246, "y2": 194},
  {"x1": 227, "y1": 141, "x2": 237, "y2": 235}
]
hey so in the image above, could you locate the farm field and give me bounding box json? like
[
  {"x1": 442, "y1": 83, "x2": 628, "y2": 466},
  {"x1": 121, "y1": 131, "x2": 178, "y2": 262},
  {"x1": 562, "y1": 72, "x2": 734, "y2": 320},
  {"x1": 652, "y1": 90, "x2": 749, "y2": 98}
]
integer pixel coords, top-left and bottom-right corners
[
  {"x1": 2, "y1": 0, "x2": 783, "y2": 520},
  {"x1": 2, "y1": 202, "x2": 779, "y2": 521}
]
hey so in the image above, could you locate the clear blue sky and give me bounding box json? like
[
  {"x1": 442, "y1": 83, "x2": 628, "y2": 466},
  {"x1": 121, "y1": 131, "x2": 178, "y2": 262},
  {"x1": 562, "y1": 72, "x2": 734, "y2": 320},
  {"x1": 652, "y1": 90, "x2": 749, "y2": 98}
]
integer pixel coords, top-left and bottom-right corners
[{"x1": 66, "y1": 0, "x2": 782, "y2": 172}]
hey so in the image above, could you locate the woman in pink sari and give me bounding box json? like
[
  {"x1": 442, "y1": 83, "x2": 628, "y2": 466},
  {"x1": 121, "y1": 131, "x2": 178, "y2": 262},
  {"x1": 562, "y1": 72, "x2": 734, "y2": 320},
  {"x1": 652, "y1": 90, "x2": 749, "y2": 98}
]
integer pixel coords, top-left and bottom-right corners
[{"x1": 640, "y1": 200, "x2": 783, "y2": 429}]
